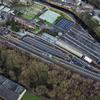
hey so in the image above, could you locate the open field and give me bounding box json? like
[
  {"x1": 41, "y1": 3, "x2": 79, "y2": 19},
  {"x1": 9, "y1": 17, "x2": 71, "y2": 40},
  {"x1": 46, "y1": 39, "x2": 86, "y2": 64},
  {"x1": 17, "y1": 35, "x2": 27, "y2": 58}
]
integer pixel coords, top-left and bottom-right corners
[
  {"x1": 21, "y1": 2, "x2": 45, "y2": 20},
  {"x1": 22, "y1": 91, "x2": 40, "y2": 100}
]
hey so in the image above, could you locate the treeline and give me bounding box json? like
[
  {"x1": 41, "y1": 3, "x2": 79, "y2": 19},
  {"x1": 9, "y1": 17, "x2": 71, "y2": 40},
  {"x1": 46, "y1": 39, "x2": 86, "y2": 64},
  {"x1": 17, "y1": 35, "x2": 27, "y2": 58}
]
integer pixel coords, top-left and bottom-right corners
[
  {"x1": 78, "y1": 0, "x2": 100, "y2": 39},
  {"x1": 80, "y1": 12, "x2": 100, "y2": 39},
  {"x1": 0, "y1": 43, "x2": 100, "y2": 100},
  {"x1": 88, "y1": 0, "x2": 100, "y2": 8}
]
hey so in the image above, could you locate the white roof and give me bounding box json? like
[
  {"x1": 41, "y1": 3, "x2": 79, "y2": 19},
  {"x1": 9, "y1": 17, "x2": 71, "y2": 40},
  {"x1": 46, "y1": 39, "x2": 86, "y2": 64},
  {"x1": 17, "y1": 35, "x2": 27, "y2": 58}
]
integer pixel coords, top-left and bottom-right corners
[
  {"x1": 39, "y1": 10, "x2": 60, "y2": 24},
  {"x1": 9, "y1": 10, "x2": 14, "y2": 14},
  {"x1": 0, "y1": 6, "x2": 4, "y2": 10},
  {"x1": 16, "y1": 30, "x2": 31, "y2": 37},
  {"x1": 16, "y1": 32, "x2": 27, "y2": 37},
  {"x1": 2, "y1": 7, "x2": 10, "y2": 12},
  {"x1": 84, "y1": 56, "x2": 92, "y2": 63}
]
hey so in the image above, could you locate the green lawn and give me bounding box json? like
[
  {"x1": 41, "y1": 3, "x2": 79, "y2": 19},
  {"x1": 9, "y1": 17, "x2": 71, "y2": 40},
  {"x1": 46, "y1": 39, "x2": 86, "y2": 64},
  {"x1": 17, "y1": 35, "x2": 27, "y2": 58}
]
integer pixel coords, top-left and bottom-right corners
[
  {"x1": 22, "y1": 12, "x2": 36, "y2": 20},
  {"x1": 21, "y1": 2, "x2": 45, "y2": 20},
  {"x1": 21, "y1": 91, "x2": 40, "y2": 100},
  {"x1": 22, "y1": 7, "x2": 38, "y2": 20},
  {"x1": 32, "y1": 26, "x2": 41, "y2": 34},
  {"x1": 33, "y1": 2, "x2": 45, "y2": 10}
]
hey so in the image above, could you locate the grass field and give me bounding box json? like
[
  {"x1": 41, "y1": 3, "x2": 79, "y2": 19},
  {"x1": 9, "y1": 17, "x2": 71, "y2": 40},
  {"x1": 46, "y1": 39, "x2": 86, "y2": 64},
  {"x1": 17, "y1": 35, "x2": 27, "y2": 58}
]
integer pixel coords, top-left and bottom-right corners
[
  {"x1": 21, "y1": 91, "x2": 40, "y2": 100},
  {"x1": 21, "y1": 2, "x2": 45, "y2": 20},
  {"x1": 32, "y1": 26, "x2": 41, "y2": 34},
  {"x1": 22, "y1": 11, "x2": 36, "y2": 20},
  {"x1": 22, "y1": 7, "x2": 39, "y2": 20}
]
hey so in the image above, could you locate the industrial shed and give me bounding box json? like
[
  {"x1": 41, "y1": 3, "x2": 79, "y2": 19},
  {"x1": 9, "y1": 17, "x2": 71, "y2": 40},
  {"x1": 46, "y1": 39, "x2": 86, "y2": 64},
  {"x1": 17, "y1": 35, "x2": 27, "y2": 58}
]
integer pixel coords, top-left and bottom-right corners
[{"x1": 0, "y1": 75, "x2": 26, "y2": 100}]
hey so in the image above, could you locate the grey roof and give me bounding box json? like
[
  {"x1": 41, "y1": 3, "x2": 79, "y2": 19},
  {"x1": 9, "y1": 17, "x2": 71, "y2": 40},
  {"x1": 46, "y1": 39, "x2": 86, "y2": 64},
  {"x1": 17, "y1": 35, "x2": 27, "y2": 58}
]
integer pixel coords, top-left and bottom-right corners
[
  {"x1": 0, "y1": 85, "x2": 19, "y2": 100},
  {"x1": 0, "y1": 75, "x2": 26, "y2": 100}
]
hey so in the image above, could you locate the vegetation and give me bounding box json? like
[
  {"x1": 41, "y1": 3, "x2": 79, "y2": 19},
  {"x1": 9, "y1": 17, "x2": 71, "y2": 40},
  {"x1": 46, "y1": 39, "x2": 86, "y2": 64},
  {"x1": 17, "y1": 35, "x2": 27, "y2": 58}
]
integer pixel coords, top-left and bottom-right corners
[
  {"x1": 6, "y1": 20, "x2": 20, "y2": 32},
  {"x1": 22, "y1": 12, "x2": 35, "y2": 20},
  {"x1": 11, "y1": 21, "x2": 20, "y2": 32},
  {"x1": 32, "y1": 26, "x2": 41, "y2": 34},
  {"x1": 88, "y1": 0, "x2": 100, "y2": 8},
  {"x1": 80, "y1": 12, "x2": 100, "y2": 38},
  {"x1": 22, "y1": 91, "x2": 40, "y2": 100},
  {"x1": 16, "y1": 2, "x2": 45, "y2": 20}
]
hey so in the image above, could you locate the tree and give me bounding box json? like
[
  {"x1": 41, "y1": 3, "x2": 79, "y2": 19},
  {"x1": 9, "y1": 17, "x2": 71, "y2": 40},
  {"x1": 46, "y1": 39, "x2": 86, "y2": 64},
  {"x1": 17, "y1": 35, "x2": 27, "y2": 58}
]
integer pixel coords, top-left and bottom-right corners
[
  {"x1": 10, "y1": 0, "x2": 19, "y2": 4},
  {"x1": 94, "y1": 26, "x2": 100, "y2": 38}
]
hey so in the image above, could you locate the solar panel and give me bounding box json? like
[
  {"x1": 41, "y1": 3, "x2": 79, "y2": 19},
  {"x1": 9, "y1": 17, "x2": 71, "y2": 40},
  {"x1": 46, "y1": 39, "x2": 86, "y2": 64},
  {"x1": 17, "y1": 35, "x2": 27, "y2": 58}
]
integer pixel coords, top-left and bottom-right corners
[{"x1": 56, "y1": 18, "x2": 75, "y2": 30}]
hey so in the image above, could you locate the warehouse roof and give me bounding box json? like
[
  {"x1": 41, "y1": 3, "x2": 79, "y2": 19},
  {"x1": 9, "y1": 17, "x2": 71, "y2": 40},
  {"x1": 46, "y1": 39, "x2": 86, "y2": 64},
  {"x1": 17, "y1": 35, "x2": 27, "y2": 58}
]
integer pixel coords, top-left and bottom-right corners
[{"x1": 0, "y1": 75, "x2": 26, "y2": 100}]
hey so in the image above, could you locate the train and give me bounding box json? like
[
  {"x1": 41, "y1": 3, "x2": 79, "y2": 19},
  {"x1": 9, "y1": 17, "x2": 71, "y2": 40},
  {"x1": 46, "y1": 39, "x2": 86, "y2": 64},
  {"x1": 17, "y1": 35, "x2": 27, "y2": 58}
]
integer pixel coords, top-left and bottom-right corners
[{"x1": 55, "y1": 40, "x2": 100, "y2": 68}]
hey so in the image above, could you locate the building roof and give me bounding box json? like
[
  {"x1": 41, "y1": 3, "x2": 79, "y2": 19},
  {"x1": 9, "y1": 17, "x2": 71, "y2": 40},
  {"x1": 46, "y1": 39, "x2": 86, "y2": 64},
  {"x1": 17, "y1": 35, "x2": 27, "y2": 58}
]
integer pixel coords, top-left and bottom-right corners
[
  {"x1": 39, "y1": 10, "x2": 60, "y2": 24},
  {"x1": 0, "y1": 6, "x2": 4, "y2": 10},
  {"x1": 2, "y1": 7, "x2": 10, "y2": 12},
  {"x1": 0, "y1": 75, "x2": 26, "y2": 100}
]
